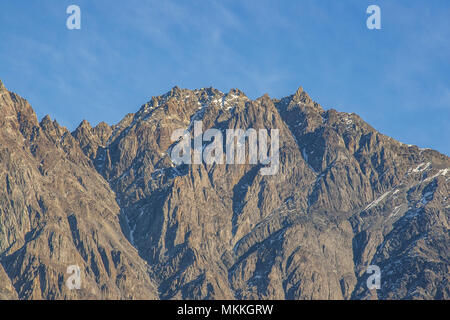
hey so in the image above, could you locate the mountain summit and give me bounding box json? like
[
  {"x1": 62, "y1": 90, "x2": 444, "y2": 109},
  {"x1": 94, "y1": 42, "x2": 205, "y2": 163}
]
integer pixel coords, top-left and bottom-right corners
[{"x1": 0, "y1": 80, "x2": 449, "y2": 299}]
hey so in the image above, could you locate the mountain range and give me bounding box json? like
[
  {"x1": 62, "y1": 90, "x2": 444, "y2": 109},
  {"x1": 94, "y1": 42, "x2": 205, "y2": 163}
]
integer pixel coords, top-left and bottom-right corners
[{"x1": 0, "y1": 79, "x2": 448, "y2": 300}]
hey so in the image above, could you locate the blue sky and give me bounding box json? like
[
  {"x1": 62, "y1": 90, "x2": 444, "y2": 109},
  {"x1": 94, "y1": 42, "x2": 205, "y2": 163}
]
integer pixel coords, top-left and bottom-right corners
[{"x1": 0, "y1": 0, "x2": 449, "y2": 155}]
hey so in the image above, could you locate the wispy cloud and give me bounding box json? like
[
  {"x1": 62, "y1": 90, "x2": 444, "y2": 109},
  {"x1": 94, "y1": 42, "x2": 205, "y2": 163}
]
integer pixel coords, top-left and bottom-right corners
[{"x1": 0, "y1": 0, "x2": 448, "y2": 154}]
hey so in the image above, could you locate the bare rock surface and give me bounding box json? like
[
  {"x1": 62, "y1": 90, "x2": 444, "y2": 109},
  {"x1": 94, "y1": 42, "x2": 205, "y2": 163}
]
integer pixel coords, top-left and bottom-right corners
[
  {"x1": 0, "y1": 80, "x2": 448, "y2": 299},
  {"x1": 0, "y1": 82, "x2": 158, "y2": 299}
]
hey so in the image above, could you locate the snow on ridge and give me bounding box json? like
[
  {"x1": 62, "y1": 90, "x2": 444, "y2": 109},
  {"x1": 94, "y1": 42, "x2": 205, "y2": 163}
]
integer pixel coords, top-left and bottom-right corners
[
  {"x1": 364, "y1": 191, "x2": 391, "y2": 211},
  {"x1": 424, "y1": 168, "x2": 449, "y2": 182},
  {"x1": 411, "y1": 162, "x2": 431, "y2": 173},
  {"x1": 388, "y1": 204, "x2": 403, "y2": 219}
]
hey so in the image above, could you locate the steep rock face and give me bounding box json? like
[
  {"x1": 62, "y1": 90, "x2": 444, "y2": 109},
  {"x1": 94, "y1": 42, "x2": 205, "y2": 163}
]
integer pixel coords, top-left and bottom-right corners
[
  {"x1": 1, "y1": 78, "x2": 449, "y2": 300},
  {"x1": 71, "y1": 85, "x2": 449, "y2": 299},
  {"x1": 0, "y1": 83, "x2": 158, "y2": 299},
  {"x1": 275, "y1": 87, "x2": 450, "y2": 299},
  {"x1": 0, "y1": 264, "x2": 17, "y2": 299},
  {"x1": 72, "y1": 120, "x2": 113, "y2": 160}
]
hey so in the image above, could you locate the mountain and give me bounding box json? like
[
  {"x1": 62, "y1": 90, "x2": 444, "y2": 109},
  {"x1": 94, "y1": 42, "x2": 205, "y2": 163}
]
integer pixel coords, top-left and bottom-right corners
[
  {"x1": 0, "y1": 79, "x2": 448, "y2": 299},
  {"x1": 0, "y1": 80, "x2": 157, "y2": 299}
]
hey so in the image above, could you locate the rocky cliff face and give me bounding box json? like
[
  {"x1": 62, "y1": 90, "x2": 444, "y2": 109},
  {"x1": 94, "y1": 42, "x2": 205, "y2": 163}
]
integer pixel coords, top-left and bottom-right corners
[
  {"x1": 0, "y1": 80, "x2": 448, "y2": 299},
  {"x1": 0, "y1": 81, "x2": 158, "y2": 299}
]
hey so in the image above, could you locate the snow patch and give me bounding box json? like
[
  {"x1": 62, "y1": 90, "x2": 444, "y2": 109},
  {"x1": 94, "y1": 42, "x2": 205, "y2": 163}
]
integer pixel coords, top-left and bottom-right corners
[
  {"x1": 412, "y1": 162, "x2": 431, "y2": 173},
  {"x1": 364, "y1": 191, "x2": 390, "y2": 211},
  {"x1": 424, "y1": 168, "x2": 449, "y2": 182}
]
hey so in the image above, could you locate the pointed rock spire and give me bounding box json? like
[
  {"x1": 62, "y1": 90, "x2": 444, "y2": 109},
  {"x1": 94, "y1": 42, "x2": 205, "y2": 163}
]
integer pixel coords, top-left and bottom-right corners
[
  {"x1": 72, "y1": 120, "x2": 93, "y2": 140},
  {"x1": 79, "y1": 119, "x2": 93, "y2": 130},
  {"x1": 227, "y1": 88, "x2": 246, "y2": 97},
  {"x1": 293, "y1": 85, "x2": 310, "y2": 101},
  {"x1": 40, "y1": 115, "x2": 53, "y2": 127},
  {"x1": 169, "y1": 85, "x2": 182, "y2": 97}
]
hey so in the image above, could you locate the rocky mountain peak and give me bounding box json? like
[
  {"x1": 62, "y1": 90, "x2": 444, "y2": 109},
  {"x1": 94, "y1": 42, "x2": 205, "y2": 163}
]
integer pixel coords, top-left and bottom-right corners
[
  {"x1": 1, "y1": 81, "x2": 449, "y2": 300},
  {"x1": 79, "y1": 119, "x2": 93, "y2": 130},
  {"x1": 227, "y1": 88, "x2": 246, "y2": 97},
  {"x1": 39, "y1": 114, "x2": 57, "y2": 133},
  {"x1": 94, "y1": 121, "x2": 111, "y2": 132},
  {"x1": 39, "y1": 114, "x2": 53, "y2": 126},
  {"x1": 292, "y1": 85, "x2": 309, "y2": 101},
  {"x1": 168, "y1": 85, "x2": 183, "y2": 97},
  {"x1": 294, "y1": 85, "x2": 305, "y2": 96}
]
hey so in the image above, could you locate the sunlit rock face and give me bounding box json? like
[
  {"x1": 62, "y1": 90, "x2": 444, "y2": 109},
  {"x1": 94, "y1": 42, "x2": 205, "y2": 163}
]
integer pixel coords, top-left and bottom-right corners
[{"x1": 1, "y1": 81, "x2": 449, "y2": 300}]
